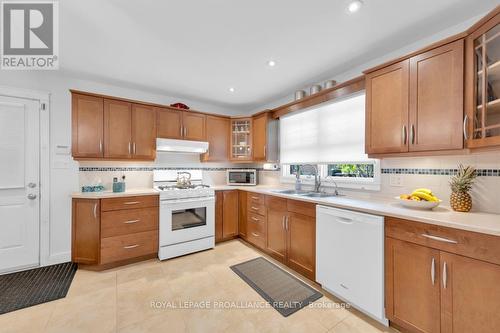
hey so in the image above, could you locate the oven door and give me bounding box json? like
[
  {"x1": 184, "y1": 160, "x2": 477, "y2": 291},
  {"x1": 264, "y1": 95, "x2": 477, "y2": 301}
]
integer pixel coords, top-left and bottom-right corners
[{"x1": 160, "y1": 197, "x2": 215, "y2": 246}]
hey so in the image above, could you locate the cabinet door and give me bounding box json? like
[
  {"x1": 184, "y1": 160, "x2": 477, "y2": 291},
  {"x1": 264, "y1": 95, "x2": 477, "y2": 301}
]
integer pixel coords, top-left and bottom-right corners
[
  {"x1": 365, "y1": 60, "x2": 410, "y2": 154},
  {"x1": 266, "y1": 209, "x2": 287, "y2": 262},
  {"x1": 202, "y1": 116, "x2": 229, "y2": 161},
  {"x1": 252, "y1": 113, "x2": 268, "y2": 161},
  {"x1": 215, "y1": 191, "x2": 223, "y2": 242},
  {"x1": 409, "y1": 40, "x2": 464, "y2": 152},
  {"x1": 222, "y1": 190, "x2": 239, "y2": 238},
  {"x1": 156, "y1": 107, "x2": 183, "y2": 139},
  {"x1": 238, "y1": 191, "x2": 247, "y2": 239},
  {"x1": 132, "y1": 104, "x2": 156, "y2": 160},
  {"x1": 441, "y1": 252, "x2": 500, "y2": 333},
  {"x1": 104, "y1": 99, "x2": 132, "y2": 159},
  {"x1": 72, "y1": 199, "x2": 100, "y2": 264},
  {"x1": 385, "y1": 238, "x2": 441, "y2": 333},
  {"x1": 183, "y1": 112, "x2": 206, "y2": 141},
  {"x1": 71, "y1": 94, "x2": 104, "y2": 158},
  {"x1": 287, "y1": 212, "x2": 315, "y2": 280}
]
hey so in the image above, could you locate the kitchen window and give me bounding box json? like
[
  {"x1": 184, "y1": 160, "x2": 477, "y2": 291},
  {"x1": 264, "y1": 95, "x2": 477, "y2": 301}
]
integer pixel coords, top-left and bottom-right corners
[{"x1": 280, "y1": 93, "x2": 380, "y2": 190}]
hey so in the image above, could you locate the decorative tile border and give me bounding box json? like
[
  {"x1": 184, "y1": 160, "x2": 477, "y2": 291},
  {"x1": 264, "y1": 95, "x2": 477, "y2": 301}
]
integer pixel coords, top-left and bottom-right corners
[
  {"x1": 381, "y1": 168, "x2": 500, "y2": 177},
  {"x1": 79, "y1": 167, "x2": 280, "y2": 172}
]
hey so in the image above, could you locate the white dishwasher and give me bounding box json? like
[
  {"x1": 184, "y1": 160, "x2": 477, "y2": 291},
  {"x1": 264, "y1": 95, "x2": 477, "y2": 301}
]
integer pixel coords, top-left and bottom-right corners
[{"x1": 316, "y1": 205, "x2": 387, "y2": 325}]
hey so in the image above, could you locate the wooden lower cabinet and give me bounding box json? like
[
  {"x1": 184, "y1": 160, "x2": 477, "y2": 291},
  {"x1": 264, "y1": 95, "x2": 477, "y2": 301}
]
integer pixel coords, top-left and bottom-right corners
[
  {"x1": 386, "y1": 238, "x2": 441, "y2": 333},
  {"x1": 287, "y1": 211, "x2": 316, "y2": 281},
  {"x1": 72, "y1": 195, "x2": 159, "y2": 269},
  {"x1": 386, "y1": 217, "x2": 500, "y2": 333},
  {"x1": 215, "y1": 190, "x2": 239, "y2": 242},
  {"x1": 266, "y1": 208, "x2": 287, "y2": 262},
  {"x1": 238, "y1": 191, "x2": 247, "y2": 239}
]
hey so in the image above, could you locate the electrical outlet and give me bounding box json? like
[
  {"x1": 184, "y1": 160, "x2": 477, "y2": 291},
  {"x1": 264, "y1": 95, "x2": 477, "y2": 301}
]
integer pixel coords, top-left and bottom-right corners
[{"x1": 390, "y1": 174, "x2": 403, "y2": 187}]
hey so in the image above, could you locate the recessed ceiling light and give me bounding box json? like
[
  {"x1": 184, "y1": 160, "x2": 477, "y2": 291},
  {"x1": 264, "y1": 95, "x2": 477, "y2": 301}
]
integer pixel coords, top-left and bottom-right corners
[
  {"x1": 228, "y1": 87, "x2": 235, "y2": 93},
  {"x1": 348, "y1": 0, "x2": 363, "y2": 13},
  {"x1": 267, "y1": 60, "x2": 276, "y2": 67}
]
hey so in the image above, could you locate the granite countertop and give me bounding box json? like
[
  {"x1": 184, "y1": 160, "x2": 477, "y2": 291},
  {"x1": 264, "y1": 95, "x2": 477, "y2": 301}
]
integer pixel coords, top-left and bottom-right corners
[
  {"x1": 71, "y1": 188, "x2": 159, "y2": 199},
  {"x1": 214, "y1": 185, "x2": 500, "y2": 237}
]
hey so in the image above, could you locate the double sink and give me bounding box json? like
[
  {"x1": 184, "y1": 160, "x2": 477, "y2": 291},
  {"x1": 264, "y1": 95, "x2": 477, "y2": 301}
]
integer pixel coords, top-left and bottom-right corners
[{"x1": 271, "y1": 189, "x2": 342, "y2": 198}]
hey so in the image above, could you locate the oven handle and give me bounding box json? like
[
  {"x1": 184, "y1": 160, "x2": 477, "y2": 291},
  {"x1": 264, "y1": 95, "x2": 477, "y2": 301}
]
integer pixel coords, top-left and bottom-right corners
[{"x1": 161, "y1": 197, "x2": 215, "y2": 205}]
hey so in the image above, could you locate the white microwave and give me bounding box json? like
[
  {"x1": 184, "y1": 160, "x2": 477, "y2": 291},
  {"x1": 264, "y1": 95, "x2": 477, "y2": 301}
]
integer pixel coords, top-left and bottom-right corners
[{"x1": 226, "y1": 169, "x2": 257, "y2": 186}]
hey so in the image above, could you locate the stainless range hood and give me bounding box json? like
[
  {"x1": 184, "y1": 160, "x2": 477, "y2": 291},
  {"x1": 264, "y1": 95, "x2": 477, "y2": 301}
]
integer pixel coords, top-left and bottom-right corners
[{"x1": 156, "y1": 138, "x2": 209, "y2": 153}]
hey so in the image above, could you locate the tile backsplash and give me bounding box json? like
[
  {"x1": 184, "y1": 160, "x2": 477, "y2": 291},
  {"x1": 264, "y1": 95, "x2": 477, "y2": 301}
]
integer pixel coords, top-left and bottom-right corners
[{"x1": 78, "y1": 151, "x2": 500, "y2": 214}]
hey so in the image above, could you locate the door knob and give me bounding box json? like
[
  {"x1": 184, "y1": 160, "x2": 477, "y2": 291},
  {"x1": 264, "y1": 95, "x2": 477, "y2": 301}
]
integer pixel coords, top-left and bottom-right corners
[
  {"x1": 28, "y1": 183, "x2": 37, "y2": 188},
  {"x1": 27, "y1": 194, "x2": 37, "y2": 200}
]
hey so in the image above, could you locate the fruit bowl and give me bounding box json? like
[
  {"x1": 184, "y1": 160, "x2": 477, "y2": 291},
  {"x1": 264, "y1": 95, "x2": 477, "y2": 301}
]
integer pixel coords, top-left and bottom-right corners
[{"x1": 394, "y1": 196, "x2": 442, "y2": 210}]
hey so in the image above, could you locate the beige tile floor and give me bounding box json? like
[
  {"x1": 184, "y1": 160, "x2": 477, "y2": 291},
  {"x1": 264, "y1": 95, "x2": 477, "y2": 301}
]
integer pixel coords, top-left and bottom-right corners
[{"x1": 0, "y1": 240, "x2": 399, "y2": 333}]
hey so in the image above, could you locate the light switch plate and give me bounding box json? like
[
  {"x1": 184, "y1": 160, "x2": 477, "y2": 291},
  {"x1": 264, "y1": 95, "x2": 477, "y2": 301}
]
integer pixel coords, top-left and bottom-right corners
[{"x1": 390, "y1": 174, "x2": 403, "y2": 187}]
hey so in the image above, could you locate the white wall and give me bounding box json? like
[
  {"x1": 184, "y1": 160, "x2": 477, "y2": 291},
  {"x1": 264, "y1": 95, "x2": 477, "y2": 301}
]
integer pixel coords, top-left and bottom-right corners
[{"x1": 0, "y1": 70, "x2": 244, "y2": 265}]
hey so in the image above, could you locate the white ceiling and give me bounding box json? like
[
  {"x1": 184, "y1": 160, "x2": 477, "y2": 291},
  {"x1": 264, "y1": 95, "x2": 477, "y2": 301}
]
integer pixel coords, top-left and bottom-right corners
[{"x1": 60, "y1": 0, "x2": 498, "y2": 111}]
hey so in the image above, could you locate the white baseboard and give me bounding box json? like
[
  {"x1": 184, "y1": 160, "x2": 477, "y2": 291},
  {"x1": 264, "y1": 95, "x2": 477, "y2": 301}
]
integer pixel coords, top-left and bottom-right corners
[{"x1": 45, "y1": 252, "x2": 71, "y2": 266}]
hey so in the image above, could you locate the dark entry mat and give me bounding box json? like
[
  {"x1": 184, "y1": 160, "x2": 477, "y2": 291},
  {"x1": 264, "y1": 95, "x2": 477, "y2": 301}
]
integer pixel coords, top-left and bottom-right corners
[
  {"x1": 0, "y1": 262, "x2": 77, "y2": 314},
  {"x1": 230, "y1": 257, "x2": 322, "y2": 317}
]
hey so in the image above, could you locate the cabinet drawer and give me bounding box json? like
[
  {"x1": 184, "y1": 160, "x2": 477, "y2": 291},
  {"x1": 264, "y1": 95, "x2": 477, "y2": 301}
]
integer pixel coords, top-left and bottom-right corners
[
  {"x1": 248, "y1": 202, "x2": 266, "y2": 216},
  {"x1": 247, "y1": 193, "x2": 265, "y2": 205},
  {"x1": 287, "y1": 199, "x2": 316, "y2": 218},
  {"x1": 101, "y1": 195, "x2": 159, "y2": 211},
  {"x1": 247, "y1": 220, "x2": 266, "y2": 249},
  {"x1": 248, "y1": 212, "x2": 266, "y2": 234},
  {"x1": 266, "y1": 195, "x2": 287, "y2": 211},
  {"x1": 100, "y1": 230, "x2": 158, "y2": 264},
  {"x1": 101, "y1": 207, "x2": 158, "y2": 238},
  {"x1": 386, "y1": 217, "x2": 500, "y2": 266}
]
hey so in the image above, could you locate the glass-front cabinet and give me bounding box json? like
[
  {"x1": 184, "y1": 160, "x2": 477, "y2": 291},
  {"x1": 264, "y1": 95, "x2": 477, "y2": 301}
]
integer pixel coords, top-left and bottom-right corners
[
  {"x1": 230, "y1": 118, "x2": 252, "y2": 160},
  {"x1": 467, "y1": 12, "x2": 500, "y2": 148}
]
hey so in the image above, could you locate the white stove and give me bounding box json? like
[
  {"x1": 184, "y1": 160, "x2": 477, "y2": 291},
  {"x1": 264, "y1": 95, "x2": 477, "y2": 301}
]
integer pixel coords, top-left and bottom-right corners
[{"x1": 154, "y1": 170, "x2": 215, "y2": 260}]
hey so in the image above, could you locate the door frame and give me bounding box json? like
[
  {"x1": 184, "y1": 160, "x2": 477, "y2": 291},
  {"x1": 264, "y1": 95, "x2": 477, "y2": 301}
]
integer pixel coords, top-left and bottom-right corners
[{"x1": 0, "y1": 85, "x2": 51, "y2": 268}]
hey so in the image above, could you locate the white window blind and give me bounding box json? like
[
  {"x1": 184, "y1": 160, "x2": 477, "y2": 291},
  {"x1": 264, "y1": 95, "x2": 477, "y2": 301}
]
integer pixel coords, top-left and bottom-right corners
[{"x1": 280, "y1": 93, "x2": 369, "y2": 164}]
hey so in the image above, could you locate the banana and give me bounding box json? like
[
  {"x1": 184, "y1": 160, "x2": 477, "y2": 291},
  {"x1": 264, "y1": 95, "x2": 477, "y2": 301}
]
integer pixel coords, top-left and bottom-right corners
[
  {"x1": 413, "y1": 188, "x2": 433, "y2": 195},
  {"x1": 411, "y1": 191, "x2": 439, "y2": 202}
]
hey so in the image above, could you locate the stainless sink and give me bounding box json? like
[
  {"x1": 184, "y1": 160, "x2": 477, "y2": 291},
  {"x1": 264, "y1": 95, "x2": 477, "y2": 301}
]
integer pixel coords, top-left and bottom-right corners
[
  {"x1": 300, "y1": 192, "x2": 343, "y2": 198},
  {"x1": 271, "y1": 189, "x2": 309, "y2": 195}
]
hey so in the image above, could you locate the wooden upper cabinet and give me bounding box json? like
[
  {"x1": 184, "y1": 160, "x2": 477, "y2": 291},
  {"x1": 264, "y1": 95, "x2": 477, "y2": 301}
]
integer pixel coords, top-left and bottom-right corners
[
  {"x1": 409, "y1": 40, "x2": 464, "y2": 152},
  {"x1": 440, "y1": 252, "x2": 500, "y2": 333},
  {"x1": 183, "y1": 112, "x2": 206, "y2": 141},
  {"x1": 156, "y1": 107, "x2": 183, "y2": 139},
  {"x1": 132, "y1": 104, "x2": 156, "y2": 160},
  {"x1": 385, "y1": 238, "x2": 441, "y2": 333},
  {"x1": 104, "y1": 99, "x2": 132, "y2": 159},
  {"x1": 202, "y1": 115, "x2": 229, "y2": 162},
  {"x1": 252, "y1": 112, "x2": 268, "y2": 161},
  {"x1": 222, "y1": 190, "x2": 239, "y2": 239},
  {"x1": 365, "y1": 60, "x2": 410, "y2": 154},
  {"x1": 72, "y1": 94, "x2": 104, "y2": 158}
]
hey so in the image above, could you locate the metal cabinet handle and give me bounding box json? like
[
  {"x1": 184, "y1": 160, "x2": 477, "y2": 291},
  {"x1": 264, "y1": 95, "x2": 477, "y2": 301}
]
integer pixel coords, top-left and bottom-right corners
[
  {"x1": 27, "y1": 193, "x2": 37, "y2": 200},
  {"x1": 123, "y1": 201, "x2": 140, "y2": 205},
  {"x1": 285, "y1": 216, "x2": 289, "y2": 230},
  {"x1": 443, "y1": 262, "x2": 448, "y2": 289},
  {"x1": 251, "y1": 206, "x2": 259, "y2": 211},
  {"x1": 251, "y1": 232, "x2": 259, "y2": 237},
  {"x1": 180, "y1": 126, "x2": 183, "y2": 137},
  {"x1": 251, "y1": 217, "x2": 259, "y2": 222},
  {"x1": 251, "y1": 196, "x2": 260, "y2": 200},
  {"x1": 431, "y1": 257, "x2": 436, "y2": 285},
  {"x1": 99, "y1": 140, "x2": 103, "y2": 153},
  {"x1": 463, "y1": 115, "x2": 469, "y2": 140},
  {"x1": 93, "y1": 203, "x2": 97, "y2": 219},
  {"x1": 402, "y1": 125, "x2": 407, "y2": 145},
  {"x1": 421, "y1": 234, "x2": 458, "y2": 244},
  {"x1": 124, "y1": 244, "x2": 139, "y2": 249},
  {"x1": 123, "y1": 219, "x2": 140, "y2": 224},
  {"x1": 184, "y1": 127, "x2": 187, "y2": 137},
  {"x1": 335, "y1": 217, "x2": 353, "y2": 225},
  {"x1": 410, "y1": 124, "x2": 415, "y2": 144},
  {"x1": 128, "y1": 142, "x2": 132, "y2": 154}
]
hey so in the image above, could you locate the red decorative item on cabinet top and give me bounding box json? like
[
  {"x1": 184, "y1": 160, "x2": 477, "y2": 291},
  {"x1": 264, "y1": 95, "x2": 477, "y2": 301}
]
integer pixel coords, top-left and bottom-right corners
[{"x1": 170, "y1": 103, "x2": 190, "y2": 110}]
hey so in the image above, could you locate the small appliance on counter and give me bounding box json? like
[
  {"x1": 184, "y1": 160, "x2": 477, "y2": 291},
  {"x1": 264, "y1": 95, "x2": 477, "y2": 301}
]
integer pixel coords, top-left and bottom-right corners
[
  {"x1": 112, "y1": 175, "x2": 126, "y2": 193},
  {"x1": 226, "y1": 169, "x2": 257, "y2": 186}
]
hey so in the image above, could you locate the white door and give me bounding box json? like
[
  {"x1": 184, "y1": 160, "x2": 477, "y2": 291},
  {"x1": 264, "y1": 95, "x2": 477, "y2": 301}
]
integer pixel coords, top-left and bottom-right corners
[{"x1": 0, "y1": 95, "x2": 40, "y2": 273}]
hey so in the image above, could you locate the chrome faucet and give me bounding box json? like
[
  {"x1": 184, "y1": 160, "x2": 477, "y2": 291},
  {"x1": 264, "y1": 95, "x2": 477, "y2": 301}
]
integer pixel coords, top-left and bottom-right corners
[
  {"x1": 294, "y1": 166, "x2": 302, "y2": 191},
  {"x1": 301, "y1": 164, "x2": 321, "y2": 193}
]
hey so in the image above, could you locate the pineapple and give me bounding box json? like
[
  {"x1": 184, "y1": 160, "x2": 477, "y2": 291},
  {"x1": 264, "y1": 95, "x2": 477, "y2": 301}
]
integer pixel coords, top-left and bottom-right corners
[{"x1": 449, "y1": 164, "x2": 477, "y2": 212}]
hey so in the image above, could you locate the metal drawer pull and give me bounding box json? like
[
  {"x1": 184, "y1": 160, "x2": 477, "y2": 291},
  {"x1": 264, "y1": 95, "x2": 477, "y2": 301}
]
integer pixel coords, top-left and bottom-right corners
[
  {"x1": 251, "y1": 217, "x2": 260, "y2": 222},
  {"x1": 93, "y1": 203, "x2": 98, "y2": 219},
  {"x1": 251, "y1": 206, "x2": 259, "y2": 210},
  {"x1": 123, "y1": 201, "x2": 140, "y2": 205},
  {"x1": 463, "y1": 115, "x2": 469, "y2": 140},
  {"x1": 251, "y1": 196, "x2": 260, "y2": 200},
  {"x1": 402, "y1": 125, "x2": 407, "y2": 145},
  {"x1": 421, "y1": 234, "x2": 458, "y2": 244},
  {"x1": 443, "y1": 262, "x2": 448, "y2": 289},
  {"x1": 123, "y1": 219, "x2": 140, "y2": 224},
  {"x1": 431, "y1": 257, "x2": 435, "y2": 285},
  {"x1": 251, "y1": 232, "x2": 259, "y2": 237},
  {"x1": 410, "y1": 124, "x2": 415, "y2": 144},
  {"x1": 124, "y1": 244, "x2": 139, "y2": 249}
]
